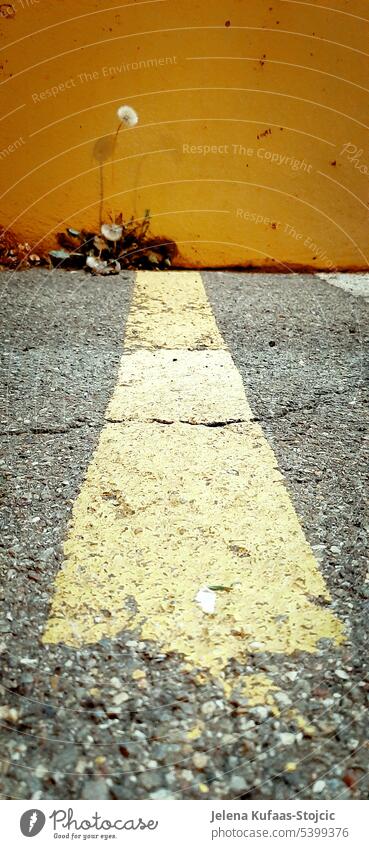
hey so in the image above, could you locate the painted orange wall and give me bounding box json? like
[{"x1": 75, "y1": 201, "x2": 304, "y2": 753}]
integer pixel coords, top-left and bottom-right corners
[{"x1": 0, "y1": 0, "x2": 368, "y2": 269}]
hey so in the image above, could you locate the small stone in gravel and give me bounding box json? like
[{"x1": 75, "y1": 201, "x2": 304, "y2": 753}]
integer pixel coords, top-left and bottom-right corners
[
  {"x1": 142, "y1": 772, "x2": 163, "y2": 791},
  {"x1": 132, "y1": 669, "x2": 146, "y2": 681},
  {"x1": 75, "y1": 759, "x2": 87, "y2": 774},
  {"x1": 34, "y1": 765, "x2": 48, "y2": 779},
  {"x1": 199, "y1": 783, "x2": 209, "y2": 794},
  {"x1": 280, "y1": 733, "x2": 296, "y2": 746},
  {"x1": 112, "y1": 692, "x2": 129, "y2": 706},
  {"x1": 201, "y1": 701, "x2": 216, "y2": 718},
  {"x1": 192, "y1": 753, "x2": 208, "y2": 770},
  {"x1": 313, "y1": 780, "x2": 326, "y2": 794},
  {"x1": 0, "y1": 706, "x2": 18, "y2": 723},
  {"x1": 89, "y1": 688, "x2": 101, "y2": 699},
  {"x1": 252, "y1": 706, "x2": 268, "y2": 721},
  {"x1": 110, "y1": 677, "x2": 121, "y2": 689},
  {"x1": 222, "y1": 733, "x2": 235, "y2": 745},
  {"x1": 230, "y1": 775, "x2": 247, "y2": 792},
  {"x1": 274, "y1": 692, "x2": 292, "y2": 707},
  {"x1": 149, "y1": 789, "x2": 176, "y2": 800},
  {"x1": 335, "y1": 669, "x2": 349, "y2": 680},
  {"x1": 104, "y1": 706, "x2": 121, "y2": 718},
  {"x1": 285, "y1": 671, "x2": 298, "y2": 682},
  {"x1": 82, "y1": 780, "x2": 110, "y2": 800}
]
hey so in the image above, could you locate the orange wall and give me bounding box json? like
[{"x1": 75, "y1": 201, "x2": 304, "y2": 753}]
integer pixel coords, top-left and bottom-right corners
[{"x1": 0, "y1": 0, "x2": 368, "y2": 269}]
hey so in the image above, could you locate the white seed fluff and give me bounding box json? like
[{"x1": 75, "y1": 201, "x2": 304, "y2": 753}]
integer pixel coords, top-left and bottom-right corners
[
  {"x1": 101, "y1": 223, "x2": 123, "y2": 242},
  {"x1": 116, "y1": 105, "x2": 138, "y2": 127}
]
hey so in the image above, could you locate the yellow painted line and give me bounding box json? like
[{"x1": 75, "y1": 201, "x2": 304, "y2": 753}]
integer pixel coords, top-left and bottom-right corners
[
  {"x1": 106, "y1": 349, "x2": 252, "y2": 423},
  {"x1": 43, "y1": 271, "x2": 343, "y2": 686},
  {"x1": 123, "y1": 270, "x2": 224, "y2": 349}
]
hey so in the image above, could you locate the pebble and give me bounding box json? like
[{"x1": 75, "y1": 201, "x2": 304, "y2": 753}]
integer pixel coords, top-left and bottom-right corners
[
  {"x1": 142, "y1": 772, "x2": 163, "y2": 791},
  {"x1": 326, "y1": 779, "x2": 351, "y2": 798},
  {"x1": 0, "y1": 706, "x2": 18, "y2": 723},
  {"x1": 251, "y1": 706, "x2": 268, "y2": 721},
  {"x1": 335, "y1": 668, "x2": 350, "y2": 680},
  {"x1": 279, "y1": 733, "x2": 296, "y2": 746},
  {"x1": 201, "y1": 701, "x2": 216, "y2": 718},
  {"x1": 34, "y1": 765, "x2": 48, "y2": 779},
  {"x1": 230, "y1": 775, "x2": 247, "y2": 792},
  {"x1": 285, "y1": 671, "x2": 299, "y2": 682},
  {"x1": 112, "y1": 692, "x2": 129, "y2": 706},
  {"x1": 149, "y1": 789, "x2": 176, "y2": 800},
  {"x1": 274, "y1": 692, "x2": 292, "y2": 707},
  {"x1": 132, "y1": 669, "x2": 146, "y2": 681},
  {"x1": 312, "y1": 780, "x2": 326, "y2": 794},
  {"x1": 82, "y1": 780, "x2": 110, "y2": 800},
  {"x1": 192, "y1": 753, "x2": 208, "y2": 770}
]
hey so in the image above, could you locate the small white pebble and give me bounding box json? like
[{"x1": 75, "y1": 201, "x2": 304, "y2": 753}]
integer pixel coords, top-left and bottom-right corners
[
  {"x1": 280, "y1": 732, "x2": 296, "y2": 746},
  {"x1": 335, "y1": 668, "x2": 349, "y2": 680},
  {"x1": 285, "y1": 671, "x2": 298, "y2": 682},
  {"x1": 313, "y1": 780, "x2": 326, "y2": 794}
]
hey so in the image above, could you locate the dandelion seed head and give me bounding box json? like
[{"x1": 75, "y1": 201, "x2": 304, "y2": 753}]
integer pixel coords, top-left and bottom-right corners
[
  {"x1": 116, "y1": 105, "x2": 138, "y2": 127},
  {"x1": 101, "y1": 223, "x2": 123, "y2": 242},
  {"x1": 86, "y1": 255, "x2": 107, "y2": 273}
]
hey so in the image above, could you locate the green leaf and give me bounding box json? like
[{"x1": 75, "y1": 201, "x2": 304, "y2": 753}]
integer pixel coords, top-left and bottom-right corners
[{"x1": 49, "y1": 250, "x2": 85, "y2": 268}]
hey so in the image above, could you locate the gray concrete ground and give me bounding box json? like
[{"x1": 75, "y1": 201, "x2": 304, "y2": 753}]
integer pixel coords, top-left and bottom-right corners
[{"x1": 0, "y1": 270, "x2": 368, "y2": 801}]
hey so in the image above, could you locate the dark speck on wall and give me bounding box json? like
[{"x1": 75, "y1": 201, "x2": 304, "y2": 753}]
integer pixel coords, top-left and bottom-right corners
[{"x1": 257, "y1": 128, "x2": 272, "y2": 139}]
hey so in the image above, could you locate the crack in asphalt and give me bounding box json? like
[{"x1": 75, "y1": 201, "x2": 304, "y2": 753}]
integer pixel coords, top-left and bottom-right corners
[
  {"x1": 106, "y1": 417, "x2": 247, "y2": 427},
  {"x1": 252, "y1": 394, "x2": 365, "y2": 422},
  {"x1": 0, "y1": 422, "x2": 100, "y2": 437},
  {"x1": 2, "y1": 388, "x2": 366, "y2": 436}
]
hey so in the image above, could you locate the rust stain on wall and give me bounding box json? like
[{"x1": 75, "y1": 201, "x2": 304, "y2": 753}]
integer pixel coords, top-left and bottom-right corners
[{"x1": 0, "y1": 0, "x2": 368, "y2": 270}]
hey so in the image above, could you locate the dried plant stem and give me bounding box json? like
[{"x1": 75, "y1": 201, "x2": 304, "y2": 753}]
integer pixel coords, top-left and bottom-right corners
[
  {"x1": 98, "y1": 163, "x2": 104, "y2": 229},
  {"x1": 111, "y1": 123, "x2": 123, "y2": 216}
]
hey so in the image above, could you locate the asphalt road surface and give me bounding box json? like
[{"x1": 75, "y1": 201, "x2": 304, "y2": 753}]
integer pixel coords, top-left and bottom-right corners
[{"x1": 0, "y1": 269, "x2": 368, "y2": 801}]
